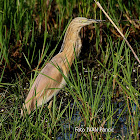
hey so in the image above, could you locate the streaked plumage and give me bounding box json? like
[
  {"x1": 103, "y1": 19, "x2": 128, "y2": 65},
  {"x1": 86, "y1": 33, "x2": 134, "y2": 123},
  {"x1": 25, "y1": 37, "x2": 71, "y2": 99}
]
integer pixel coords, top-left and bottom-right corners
[{"x1": 21, "y1": 17, "x2": 102, "y2": 115}]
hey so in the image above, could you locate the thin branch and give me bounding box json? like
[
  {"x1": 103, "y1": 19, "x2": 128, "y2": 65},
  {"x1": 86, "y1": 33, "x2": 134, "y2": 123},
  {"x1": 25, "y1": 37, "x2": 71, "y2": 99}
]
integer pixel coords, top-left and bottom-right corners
[{"x1": 94, "y1": 0, "x2": 140, "y2": 64}]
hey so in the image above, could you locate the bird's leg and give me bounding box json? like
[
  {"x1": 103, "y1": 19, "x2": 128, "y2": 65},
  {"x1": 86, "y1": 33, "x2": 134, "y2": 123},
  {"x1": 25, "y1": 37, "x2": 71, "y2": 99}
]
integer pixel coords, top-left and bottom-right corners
[{"x1": 48, "y1": 99, "x2": 53, "y2": 118}]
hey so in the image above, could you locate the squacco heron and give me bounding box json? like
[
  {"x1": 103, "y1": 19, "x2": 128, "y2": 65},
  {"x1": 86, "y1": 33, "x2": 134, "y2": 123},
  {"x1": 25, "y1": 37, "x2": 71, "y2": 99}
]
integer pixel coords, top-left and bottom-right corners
[{"x1": 21, "y1": 17, "x2": 102, "y2": 116}]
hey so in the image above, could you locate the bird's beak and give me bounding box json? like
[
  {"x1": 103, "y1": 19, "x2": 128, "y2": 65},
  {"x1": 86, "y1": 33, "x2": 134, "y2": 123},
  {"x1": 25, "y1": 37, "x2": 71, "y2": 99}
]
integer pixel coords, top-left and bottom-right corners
[{"x1": 88, "y1": 19, "x2": 105, "y2": 23}]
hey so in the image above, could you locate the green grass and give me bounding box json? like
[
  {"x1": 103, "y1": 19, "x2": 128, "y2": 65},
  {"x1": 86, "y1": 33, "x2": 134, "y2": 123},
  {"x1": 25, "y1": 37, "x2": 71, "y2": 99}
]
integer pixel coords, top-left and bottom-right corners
[{"x1": 0, "y1": 0, "x2": 140, "y2": 139}]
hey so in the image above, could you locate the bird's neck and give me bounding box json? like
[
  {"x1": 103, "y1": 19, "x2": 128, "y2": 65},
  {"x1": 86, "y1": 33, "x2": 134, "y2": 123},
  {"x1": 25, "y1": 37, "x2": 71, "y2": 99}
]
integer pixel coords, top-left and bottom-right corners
[{"x1": 61, "y1": 33, "x2": 82, "y2": 67}]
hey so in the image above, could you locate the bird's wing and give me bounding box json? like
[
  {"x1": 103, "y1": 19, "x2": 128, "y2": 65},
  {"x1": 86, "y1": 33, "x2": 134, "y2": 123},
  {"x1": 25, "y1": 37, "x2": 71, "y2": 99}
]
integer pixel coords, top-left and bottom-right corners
[{"x1": 24, "y1": 54, "x2": 66, "y2": 110}]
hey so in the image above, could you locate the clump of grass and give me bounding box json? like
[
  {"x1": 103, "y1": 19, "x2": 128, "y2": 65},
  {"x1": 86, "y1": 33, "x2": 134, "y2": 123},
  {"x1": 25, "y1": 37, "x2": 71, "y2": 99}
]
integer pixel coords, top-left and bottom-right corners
[{"x1": 0, "y1": 0, "x2": 140, "y2": 139}]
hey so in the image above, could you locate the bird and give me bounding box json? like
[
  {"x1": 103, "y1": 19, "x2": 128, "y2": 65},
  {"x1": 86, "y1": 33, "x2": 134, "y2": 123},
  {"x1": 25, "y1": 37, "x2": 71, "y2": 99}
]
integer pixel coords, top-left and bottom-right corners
[{"x1": 21, "y1": 17, "x2": 102, "y2": 116}]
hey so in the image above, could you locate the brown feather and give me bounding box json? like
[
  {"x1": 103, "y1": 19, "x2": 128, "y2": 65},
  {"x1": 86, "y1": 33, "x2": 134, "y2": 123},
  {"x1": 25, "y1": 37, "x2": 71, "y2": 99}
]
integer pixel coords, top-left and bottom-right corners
[{"x1": 21, "y1": 17, "x2": 100, "y2": 116}]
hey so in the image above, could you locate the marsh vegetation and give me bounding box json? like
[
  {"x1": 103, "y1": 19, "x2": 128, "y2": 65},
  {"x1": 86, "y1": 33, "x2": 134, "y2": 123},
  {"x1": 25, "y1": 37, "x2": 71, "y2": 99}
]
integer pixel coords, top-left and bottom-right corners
[{"x1": 0, "y1": 0, "x2": 140, "y2": 139}]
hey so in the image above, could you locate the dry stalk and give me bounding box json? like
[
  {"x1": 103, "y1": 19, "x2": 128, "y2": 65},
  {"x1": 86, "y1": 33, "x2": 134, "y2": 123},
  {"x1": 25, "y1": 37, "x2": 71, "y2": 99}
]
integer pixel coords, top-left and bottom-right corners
[{"x1": 94, "y1": 1, "x2": 140, "y2": 65}]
